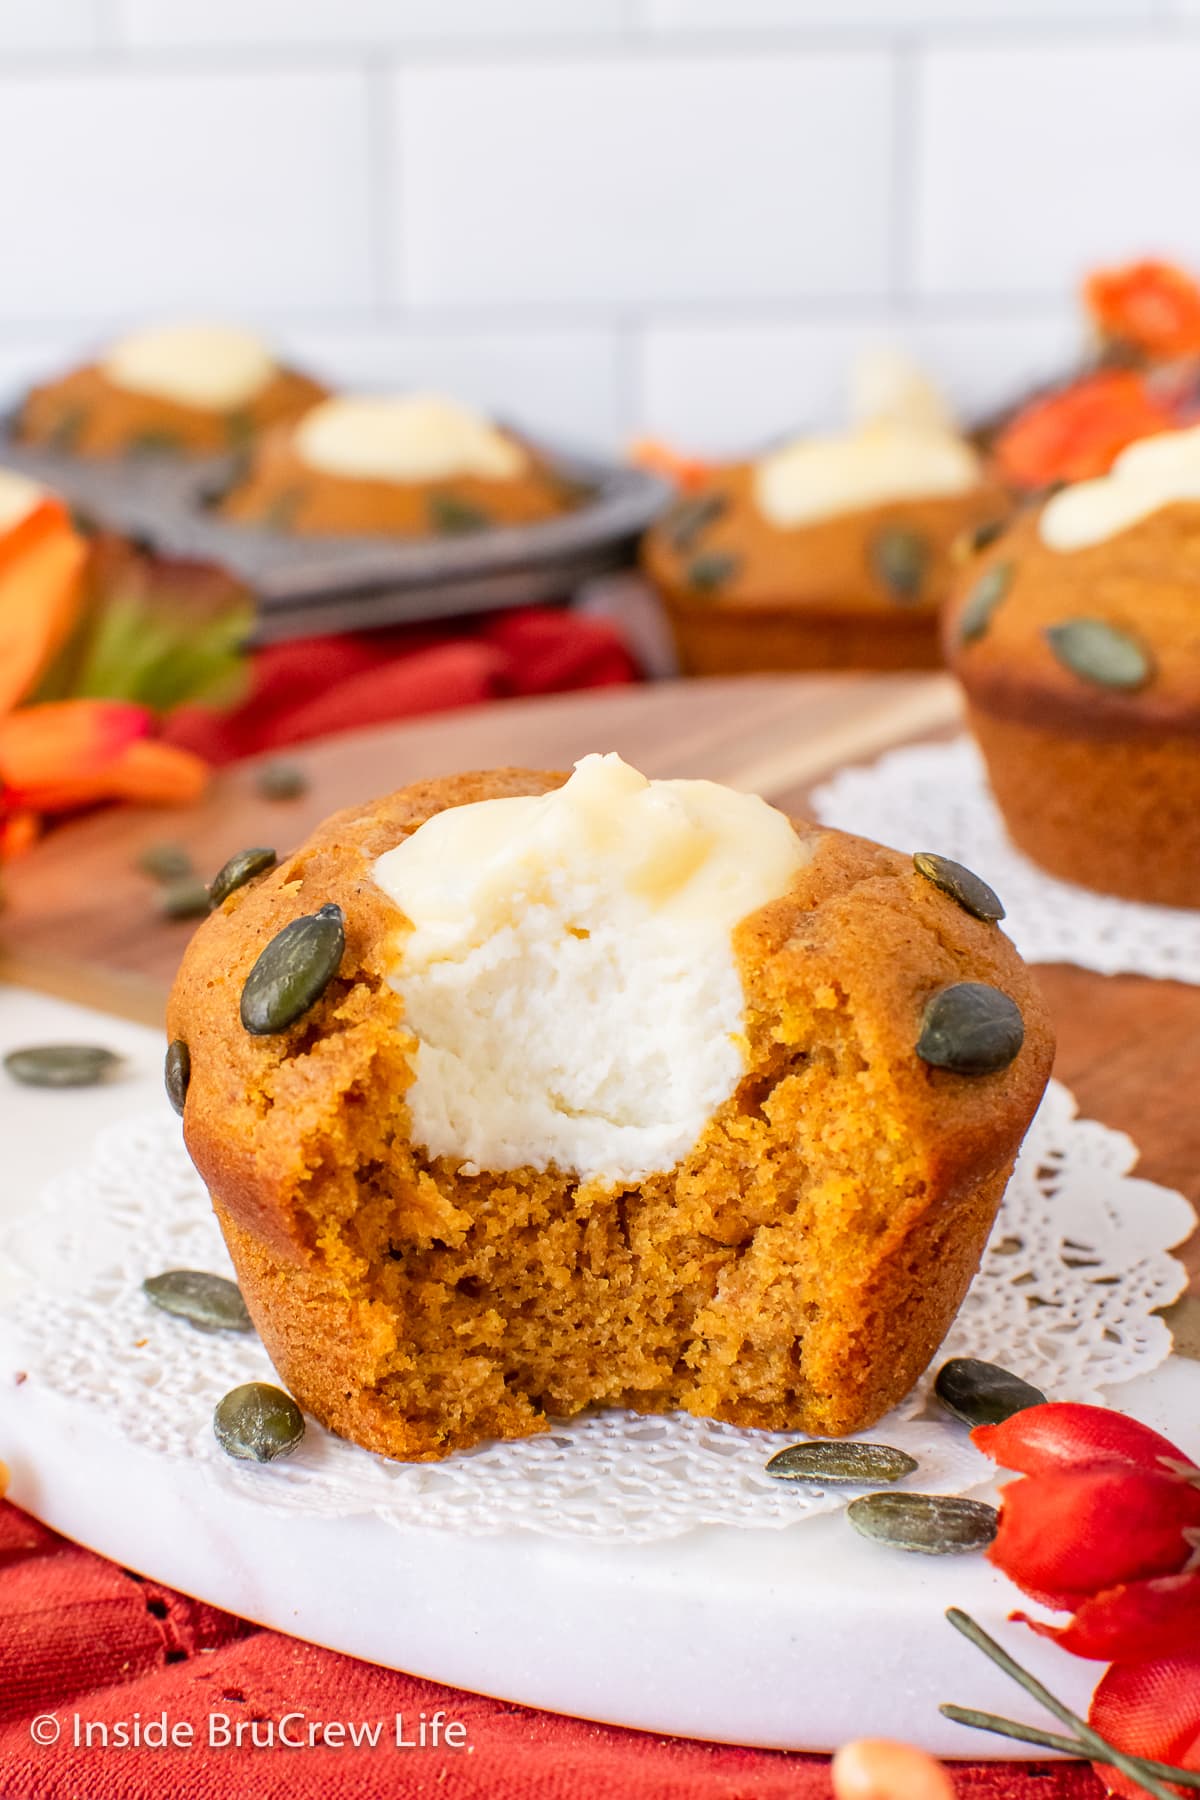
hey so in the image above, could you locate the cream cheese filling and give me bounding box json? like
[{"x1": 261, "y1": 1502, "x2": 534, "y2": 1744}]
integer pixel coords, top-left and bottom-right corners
[
  {"x1": 372, "y1": 753, "x2": 811, "y2": 1183},
  {"x1": 1039, "y1": 423, "x2": 1200, "y2": 551},
  {"x1": 293, "y1": 393, "x2": 526, "y2": 485},
  {"x1": 101, "y1": 323, "x2": 276, "y2": 411}
]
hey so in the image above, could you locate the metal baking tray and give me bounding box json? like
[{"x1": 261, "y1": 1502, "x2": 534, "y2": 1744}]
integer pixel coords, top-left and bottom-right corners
[{"x1": 0, "y1": 424, "x2": 670, "y2": 641}]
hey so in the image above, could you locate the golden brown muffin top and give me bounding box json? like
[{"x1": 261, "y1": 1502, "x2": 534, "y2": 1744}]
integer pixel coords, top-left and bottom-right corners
[
  {"x1": 16, "y1": 363, "x2": 325, "y2": 459},
  {"x1": 642, "y1": 461, "x2": 1010, "y2": 614},
  {"x1": 944, "y1": 502, "x2": 1200, "y2": 738}
]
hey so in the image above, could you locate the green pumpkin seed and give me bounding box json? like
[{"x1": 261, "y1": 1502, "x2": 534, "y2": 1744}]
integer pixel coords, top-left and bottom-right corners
[
  {"x1": 213, "y1": 1382, "x2": 305, "y2": 1462},
  {"x1": 128, "y1": 429, "x2": 182, "y2": 457},
  {"x1": 160, "y1": 878, "x2": 212, "y2": 921},
  {"x1": 262, "y1": 489, "x2": 301, "y2": 532},
  {"x1": 913, "y1": 852, "x2": 1005, "y2": 923},
  {"x1": 848, "y1": 1492, "x2": 999, "y2": 1555},
  {"x1": 958, "y1": 561, "x2": 1012, "y2": 645},
  {"x1": 935, "y1": 1357, "x2": 1047, "y2": 1428},
  {"x1": 136, "y1": 841, "x2": 194, "y2": 884},
  {"x1": 240, "y1": 902, "x2": 345, "y2": 1035},
  {"x1": 225, "y1": 409, "x2": 254, "y2": 453},
  {"x1": 164, "y1": 1039, "x2": 190, "y2": 1116},
  {"x1": 144, "y1": 1269, "x2": 252, "y2": 1334},
  {"x1": 687, "y1": 551, "x2": 741, "y2": 594},
  {"x1": 429, "y1": 493, "x2": 491, "y2": 535},
  {"x1": 917, "y1": 982, "x2": 1024, "y2": 1076},
  {"x1": 953, "y1": 517, "x2": 1008, "y2": 564},
  {"x1": 255, "y1": 759, "x2": 308, "y2": 802},
  {"x1": 766, "y1": 1441, "x2": 918, "y2": 1485},
  {"x1": 4, "y1": 1043, "x2": 123, "y2": 1089},
  {"x1": 49, "y1": 405, "x2": 87, "y2": 452},
  {"x1": 664, "y1": 492, "x2": 727, "y2": 553},
  {"x1": 870, "y1": 526, "x2": 928, "y2": 604},
  {"x1": 209, "y1": 846, "x2": 277, "y2": 909},
  {"x1": 1044, "y1": 619, "x2": 1153, "y2": 691}
]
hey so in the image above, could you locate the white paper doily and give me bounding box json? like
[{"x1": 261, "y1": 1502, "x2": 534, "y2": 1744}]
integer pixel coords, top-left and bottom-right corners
[
  {"x1": 812, "y1": 735, "x2": 1200, "y2": 983},
  {"x1": 0, "y1": 1081, "x2": 1190, "y2": 1544}
]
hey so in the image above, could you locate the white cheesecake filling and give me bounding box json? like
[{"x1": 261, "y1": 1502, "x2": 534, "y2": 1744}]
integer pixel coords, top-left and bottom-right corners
[
  {"x1": 1040, "y1": 422, "x2": 1200, "y2": 551},
  {"x1": 754, "y1": 423, "x2": 980, "y2": 531},
  {"x1": 101, "y1": 323, "x2": 276, "y2": 411},
  {"x1": 0, "y1": 468, "x2": 46, "y2": 535},
  {"x1": 294, "y1": 393, "x2": 526, "y2": 484},
  {"x1": 754, "y1": 350, "x2": 979, "y2": 530},
  {"x1": 372, "y1": 753, "x2": 811, "y2": 1183}
]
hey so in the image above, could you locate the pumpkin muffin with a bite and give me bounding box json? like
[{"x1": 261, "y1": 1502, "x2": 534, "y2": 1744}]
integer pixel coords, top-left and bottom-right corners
[{"x1": 168, "y1": 753, "x2": 1053, "y2": 1462}]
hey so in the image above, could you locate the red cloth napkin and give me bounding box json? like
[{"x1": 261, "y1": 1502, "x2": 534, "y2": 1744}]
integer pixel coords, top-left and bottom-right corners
[
  {"x1": 0, "y1": 1501, "x2": 1107, "y2": 1799},
  {"x1": 162, "y1": 607, "x2": 638, "y2": 766}
]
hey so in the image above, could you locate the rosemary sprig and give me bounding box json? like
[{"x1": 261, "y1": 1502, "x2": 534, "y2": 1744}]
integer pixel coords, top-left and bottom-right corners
[{"x1": 942, "y1": 1608, "x2": 1200, "y2": 1799}]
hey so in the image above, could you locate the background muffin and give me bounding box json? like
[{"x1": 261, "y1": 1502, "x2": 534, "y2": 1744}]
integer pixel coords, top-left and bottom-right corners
[
  {"x1": 643, "y1": 353, "x2": 1010, "y2": 674},
  {"x1": 944, "y1": 424, "x2": 1200, "y2": 908},
  {"x1": 168, "y1": 756, "x2": 1053, "y2": 1462},
  {"x1": 17, "y1": 322, "x2": 325, "y2": 458},
  {"x1": 219, "y1": 391, "x2": 581, "y2": 536}
]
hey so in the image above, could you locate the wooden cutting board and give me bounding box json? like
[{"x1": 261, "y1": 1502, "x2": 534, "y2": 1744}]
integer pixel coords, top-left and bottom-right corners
[{"x1": 3, "y1": 672, "x2": 1197, "y2": 1308}]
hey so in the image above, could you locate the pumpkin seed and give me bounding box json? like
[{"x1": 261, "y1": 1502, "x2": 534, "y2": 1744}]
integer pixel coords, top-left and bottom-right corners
[
  {"x1": 209, "y1": 846, "x2": 277, "y2": 909},
  {"x1": 1044, "y1": 618, "x2": 1153, "y2": 691},
  {"x1": 213, "y1": 1382, "x2": 305, "y2": 1462},
  {"x1": 164, "y1": 1039, "x2": 190, "y2": 1115},
  {"x1": 917, "y1": 982, "x2": 1024, "y2": 1076},
  {"x1": 913, "y1": 852, "x2": 1005, "y2": 923},
  {"x1": 255, "y1": 759, "x2": 308, "y2": 802},
  {"x1": 240, "y1": 902, "x2": 345, "y2": 1035},
  {"x1": 262, "y1": 489, "x2": 301, "y2": 532},
  {"x1": 766, "y1": 1441, "x2": 918, "y2": 1485},
  {"x1": 958, "y1": 517, "x2": 1007, "y2": 560},
  {"x1": 958, "y1": 562, "x2": 1012, "y2": 645},
  {"x1": 687, "y1": 551, "x2": 741, "y2": 593},
  {"x1": 225, "y1": 409, "x2": 254, "y2": 453},
  {"x1": 664, "y1": 492, "x2": 727, "y2": 553},
  {"x1": 429, "y1": 493, "x2": 491, "y2": 535},
  {"x1": 160, "y1": 878, "x2": 212, "y2": 921},
  {"x1": 49, "y1": 405, "x2": 87, "y2": 452},
  {"x1": 935, "y1": 1357, "x2": 1047, "y2": 1428},
  {"x1": 4, "y1": 1043, "x2": 123, "y2": 1088},
  {"x1": 128, "y1": 429, "x2": 182, "y2": 457},
  {"x1": 136, "y1": 841, "x2": 194, "y2": 884},
  {"x1": 870, "y1": 526, "x2": 928, "y2": 603},
  {"x1": 848, "y1": 1492, "x2": 999, "y2": 1555},
  {"x1": 144, "y1": 1269, "x2": 252, "y2": 1334}
]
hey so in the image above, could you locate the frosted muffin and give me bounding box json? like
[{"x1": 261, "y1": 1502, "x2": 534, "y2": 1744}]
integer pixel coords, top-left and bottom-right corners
[
  {"x1": 218, "y1": 392, "x2": 579, "y2": 536},
  {"x1": 168, "y1": 754, "x2": 1053, "y2": 1461},
  {"x1": 945, "y1": 423, "x2": 1200, "y2": 908},
  {"x1": 643, "y1": 354, "x2": 1010, "y2": 674},
  {"x1": 16, "y1": 323, "x2": 324, "y2": 458}
]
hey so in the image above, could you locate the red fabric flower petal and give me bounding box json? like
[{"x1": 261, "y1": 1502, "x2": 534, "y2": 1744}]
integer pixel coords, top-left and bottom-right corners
[
  {"x1": 988, "y1": 1468, "x2": 1200, "y2": 1609},
  {"x1": 1014, "y1": 1569, "x2": 1200, "y2": 1662},
  {"x1": 974, "y1": 1403, "x2": 1196, "y2": 1480},
  {"x1": 1089, "y1": 1653, "x2": 1200, "y2": 1799}
]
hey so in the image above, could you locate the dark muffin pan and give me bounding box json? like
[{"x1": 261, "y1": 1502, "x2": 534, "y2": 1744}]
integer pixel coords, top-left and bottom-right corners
[{"x1": 0, "y1": 424, "x2": 670, "y2": 641}]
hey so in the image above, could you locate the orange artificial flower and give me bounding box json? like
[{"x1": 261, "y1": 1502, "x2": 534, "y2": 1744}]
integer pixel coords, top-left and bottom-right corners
[
  {"x1": 0, "y1": 490, "x2": 215, "y2": 854},
  {"x1": 0, "y1": 699, "x2": 206, "y2": 816},
  {"x1": 628, "y1": 436, "x2": 715, "y2": 494},
  {"x1": 1086, "y1": 258, "x2": 1200, "y2": 361},
  {"x1": 993, "y1": 370, "x2": 1175, "y2": 490},
  {"x1": 0, "y1": 496, "x2": 88, "y2": 715}
]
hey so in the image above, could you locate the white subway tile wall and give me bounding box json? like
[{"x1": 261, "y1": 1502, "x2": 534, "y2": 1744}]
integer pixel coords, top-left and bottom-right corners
[{"x1": 0, "y1": 5, "x2": 1197, "y2": 451}]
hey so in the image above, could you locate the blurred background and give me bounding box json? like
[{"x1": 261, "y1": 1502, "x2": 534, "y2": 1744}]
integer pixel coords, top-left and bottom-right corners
[{"x1": 0, "y1": 0, "x2": 1193, "y2": 454}]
